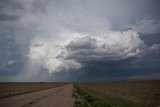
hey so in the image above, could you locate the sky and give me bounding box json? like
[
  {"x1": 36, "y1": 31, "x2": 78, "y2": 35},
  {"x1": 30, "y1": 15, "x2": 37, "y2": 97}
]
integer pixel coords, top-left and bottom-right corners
[{"x1": 0, "y1": 0, "x2": 160, "y2": 82}]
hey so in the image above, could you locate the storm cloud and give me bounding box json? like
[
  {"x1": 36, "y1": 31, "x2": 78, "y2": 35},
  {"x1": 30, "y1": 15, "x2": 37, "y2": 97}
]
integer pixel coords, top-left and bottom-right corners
[{"x1": 0, "y1": 0, "x2": 160, "y2": 82}]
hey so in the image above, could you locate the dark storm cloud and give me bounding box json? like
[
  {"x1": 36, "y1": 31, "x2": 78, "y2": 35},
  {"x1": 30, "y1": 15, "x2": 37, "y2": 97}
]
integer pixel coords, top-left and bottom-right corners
[
  {"x1": 0, "y1": 0, "x2": 24, "y2": 22},
  {"x1": 0, "y1": 33, "x2": 25, "y2": 77},
  {"x1": 0, "y1": 14, "x2": 19, "y2": 21},
  {"x1": 0, "y1": 0, "x2": 160, "y2": 82},
  {"x1": 140, "y1": 34, "x2": 160, "y2": 46},
  {"x1": 54, "y1": 47, "x2": 160, "y2": 82}
]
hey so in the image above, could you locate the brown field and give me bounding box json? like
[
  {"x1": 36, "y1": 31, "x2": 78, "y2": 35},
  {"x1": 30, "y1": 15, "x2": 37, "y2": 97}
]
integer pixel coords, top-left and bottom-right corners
[
  {"x1": 76, "y1": 80, "x2": 160, "y2": 106},
  {"x1": 0, "y1": 82, "x2": 66, "y2": 99}
]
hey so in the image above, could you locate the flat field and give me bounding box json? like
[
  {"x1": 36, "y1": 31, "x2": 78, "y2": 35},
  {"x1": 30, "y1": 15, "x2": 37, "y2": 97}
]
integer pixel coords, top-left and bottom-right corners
[
  {"x1": 74, "y1": 80, "x2": 160, "y2": 107},
  {"x1": 0, "y1": 82, "x2": 66, "y2": 99}
]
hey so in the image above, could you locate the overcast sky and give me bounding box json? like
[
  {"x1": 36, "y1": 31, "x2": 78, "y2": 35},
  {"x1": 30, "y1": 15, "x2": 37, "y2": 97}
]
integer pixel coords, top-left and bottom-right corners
[{"x1": 0, "y1": 0, "x2": 160, "y2": 82}]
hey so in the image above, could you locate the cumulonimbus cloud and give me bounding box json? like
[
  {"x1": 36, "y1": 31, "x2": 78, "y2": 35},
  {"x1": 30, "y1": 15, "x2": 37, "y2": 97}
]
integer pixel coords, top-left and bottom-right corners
[
  {"x1": 28, "y1": 30, "x2": 150, "y2": 73},
  {"x1": 1, "y1": 0, "x2": 160, "y2": 81},
  {"x1": 61, "y1": 30, "x2": 146, "y2": 61}
]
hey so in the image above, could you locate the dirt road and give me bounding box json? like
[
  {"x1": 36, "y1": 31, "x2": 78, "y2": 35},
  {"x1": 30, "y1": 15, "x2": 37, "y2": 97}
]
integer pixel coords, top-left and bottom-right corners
[{"x1": 0, "y1": 83, "x2": 75, "y2": 107}]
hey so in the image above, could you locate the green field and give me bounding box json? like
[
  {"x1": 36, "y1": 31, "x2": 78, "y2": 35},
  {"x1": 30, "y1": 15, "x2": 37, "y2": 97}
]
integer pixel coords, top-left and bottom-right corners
[{"x1": 73, "y1": 80, "x2": 160, "y2": 107}]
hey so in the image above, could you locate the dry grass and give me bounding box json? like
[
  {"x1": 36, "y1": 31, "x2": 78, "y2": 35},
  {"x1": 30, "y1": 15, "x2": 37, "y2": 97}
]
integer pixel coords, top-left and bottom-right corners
[
  {"x1": 76, "y1": 80, "x2": 160, "y2": 107},
  {"x1": 0, "y1": 82, "x2": 66, "y2": 99}
]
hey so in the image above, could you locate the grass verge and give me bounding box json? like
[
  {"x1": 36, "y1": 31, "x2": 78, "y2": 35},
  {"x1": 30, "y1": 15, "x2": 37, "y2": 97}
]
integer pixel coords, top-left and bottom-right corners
[{"x1": 74, "y1": 84, "x2": 145, "y2": 107}]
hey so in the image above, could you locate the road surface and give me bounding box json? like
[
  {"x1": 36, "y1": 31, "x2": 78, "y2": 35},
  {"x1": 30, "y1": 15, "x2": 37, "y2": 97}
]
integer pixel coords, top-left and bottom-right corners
[{"x1": 0, "y1": 83, "x2": 75, "y2": 107}]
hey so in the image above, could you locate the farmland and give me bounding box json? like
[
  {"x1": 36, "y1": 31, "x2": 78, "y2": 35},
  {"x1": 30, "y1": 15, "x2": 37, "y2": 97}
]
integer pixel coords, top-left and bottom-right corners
[
  {"x1": 0, "y1": 82, "x2": 66, "y2": 99},
  {"x1": 0, "y1": 81, "x2": 159, "y2": 107},
  {"x1": 74, "y1": 80, "x2": 160, "y2": 107}
]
